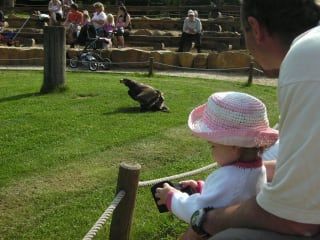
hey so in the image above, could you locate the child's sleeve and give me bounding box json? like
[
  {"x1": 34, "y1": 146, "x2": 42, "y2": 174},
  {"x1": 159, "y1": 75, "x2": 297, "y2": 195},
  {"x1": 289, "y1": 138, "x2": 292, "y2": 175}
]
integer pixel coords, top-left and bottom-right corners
[{"x1": 167, "y1": 168, "x2": 237, "y2": 223}]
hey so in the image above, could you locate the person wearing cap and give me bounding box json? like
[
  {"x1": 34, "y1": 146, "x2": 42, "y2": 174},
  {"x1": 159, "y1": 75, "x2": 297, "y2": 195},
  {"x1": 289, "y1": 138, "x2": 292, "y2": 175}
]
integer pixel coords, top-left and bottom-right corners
[
  {"x1": 177, "y1": 9, "x2": 202, "y2": 53},
  {"x1": 182, "y1": 0, "x2": 320, "y2": 239},
  {"x1": 155, "y1": 92, "x2": 278, "y2": 228}
]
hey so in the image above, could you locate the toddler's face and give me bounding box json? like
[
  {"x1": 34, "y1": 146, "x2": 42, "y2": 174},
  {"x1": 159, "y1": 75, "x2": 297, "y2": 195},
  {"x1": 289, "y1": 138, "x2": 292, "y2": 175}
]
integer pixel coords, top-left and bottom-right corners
[{"x1": 210, "y1": 142, "x2": 240, "y2": 166}]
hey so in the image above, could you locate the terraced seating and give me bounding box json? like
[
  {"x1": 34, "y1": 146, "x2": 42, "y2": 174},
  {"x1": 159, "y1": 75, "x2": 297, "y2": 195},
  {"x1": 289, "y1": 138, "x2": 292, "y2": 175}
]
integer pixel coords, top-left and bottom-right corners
[
  {"x1": 126, "y1": 31, "x2": 243, "y2": 51},
  {"x1": 7, "y1": 4, "x2": 240, "y2": 19}
]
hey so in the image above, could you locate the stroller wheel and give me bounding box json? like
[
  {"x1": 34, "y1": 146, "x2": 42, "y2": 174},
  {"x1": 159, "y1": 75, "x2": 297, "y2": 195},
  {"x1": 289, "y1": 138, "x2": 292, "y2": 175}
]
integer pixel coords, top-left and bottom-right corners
[
  {"x1": 102, "y1": 58, "x2": 112, "y2": 70},
  {"x1": 70, "y1": 57, "x2": 78, "y2": 68},
  {"x1": 89, "y1": 60, "x2": 98, "y2": 71}
]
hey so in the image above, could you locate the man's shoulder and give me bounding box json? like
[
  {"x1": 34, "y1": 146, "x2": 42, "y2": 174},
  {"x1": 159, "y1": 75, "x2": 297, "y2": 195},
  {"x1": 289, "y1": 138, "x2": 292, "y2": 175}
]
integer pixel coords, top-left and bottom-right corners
[{"x1": 291, "y1": 26, "x2": 320, "y2": 50}]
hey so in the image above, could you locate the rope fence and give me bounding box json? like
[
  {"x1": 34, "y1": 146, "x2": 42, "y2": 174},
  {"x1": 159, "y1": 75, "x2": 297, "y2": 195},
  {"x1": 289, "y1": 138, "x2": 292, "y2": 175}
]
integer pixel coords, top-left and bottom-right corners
[
  {"x1": 82, "y1": 162, "x2": 217, "y2": 240},
  {"x1": 138, "y1": 162, "x2": 217, "y2": 187},
  {"x1": 0, "y1": 56, "x2": 264, "y2": 84},
  {"x1": 83, "y1": 190, "x2": 126, "y2": 240}
]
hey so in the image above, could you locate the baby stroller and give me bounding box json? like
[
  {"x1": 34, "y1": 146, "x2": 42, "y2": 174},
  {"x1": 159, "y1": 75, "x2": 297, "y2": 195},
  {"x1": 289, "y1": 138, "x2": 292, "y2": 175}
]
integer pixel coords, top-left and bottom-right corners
[{"x1": 69, "y1": 24, "x2": 112, "y2": 71}]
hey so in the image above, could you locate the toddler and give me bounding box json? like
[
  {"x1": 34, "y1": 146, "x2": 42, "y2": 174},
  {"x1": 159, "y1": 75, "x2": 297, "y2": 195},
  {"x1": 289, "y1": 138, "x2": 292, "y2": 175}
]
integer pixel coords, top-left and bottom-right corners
[
  {"x1": 156, "y1": 91, "x2": 278, "y2": 223},
  {"x1": 103, "y1": 14, "x2": 115, "y2": 39}
]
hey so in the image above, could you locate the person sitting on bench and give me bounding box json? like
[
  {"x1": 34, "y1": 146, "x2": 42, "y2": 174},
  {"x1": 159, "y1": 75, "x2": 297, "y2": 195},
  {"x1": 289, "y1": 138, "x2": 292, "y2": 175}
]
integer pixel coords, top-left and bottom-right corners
[{"x1": 177, "y1": 9, "x2": 202, "y2": 53}]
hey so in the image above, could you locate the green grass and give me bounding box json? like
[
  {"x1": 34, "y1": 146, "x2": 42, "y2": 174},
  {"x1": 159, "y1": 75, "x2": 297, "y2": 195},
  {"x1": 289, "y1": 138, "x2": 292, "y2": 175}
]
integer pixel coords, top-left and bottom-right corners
[{"x1": 0, "y1": 70, "x2": 278, "y2": 240}]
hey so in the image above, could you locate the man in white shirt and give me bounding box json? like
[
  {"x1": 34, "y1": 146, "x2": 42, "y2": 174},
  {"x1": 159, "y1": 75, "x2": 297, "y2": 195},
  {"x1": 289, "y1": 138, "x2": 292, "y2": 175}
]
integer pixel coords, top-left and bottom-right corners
[
  {"x1": 177, "y1": 9, "x2": 202, "y2": 53},
  {"x1": 182, "y1": 0, "x2": 320, "y2": 239}
]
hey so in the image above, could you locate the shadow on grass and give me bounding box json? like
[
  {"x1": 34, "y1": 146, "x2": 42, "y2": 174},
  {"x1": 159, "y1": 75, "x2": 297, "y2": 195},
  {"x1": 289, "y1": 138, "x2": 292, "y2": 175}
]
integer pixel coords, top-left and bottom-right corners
[
  {"x1": 0, "y1": 92, "x2": 40, "y2": 104},
  {"x1": 103, "y1": 106, "x2": 142, "y2": 115}
]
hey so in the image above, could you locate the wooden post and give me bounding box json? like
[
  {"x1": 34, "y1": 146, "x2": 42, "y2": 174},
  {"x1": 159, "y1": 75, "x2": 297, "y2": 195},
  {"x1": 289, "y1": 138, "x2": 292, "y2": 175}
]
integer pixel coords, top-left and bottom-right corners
[
  {"x1": 41, "y1": 26, "x2": 66, "y2": 94},
  {"x1": 247, "y1": 60, "x2": 254, "y2": 86},
  {"x1": 148, "y1": 57, "x2": 154, "y2": 77},
  {"x1": 109, "y1": 162, "x2": 141, "y2": 240}
]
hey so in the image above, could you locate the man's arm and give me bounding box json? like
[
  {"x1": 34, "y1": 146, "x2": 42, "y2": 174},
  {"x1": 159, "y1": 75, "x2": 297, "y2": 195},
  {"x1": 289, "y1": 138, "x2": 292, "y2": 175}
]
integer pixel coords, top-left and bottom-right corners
[
  {"x1": 264, "y1": 160, "x2": 276, "y2": 182},
  {"x1": 200, "y1": 197, "x2": 320, "y2": 238}
]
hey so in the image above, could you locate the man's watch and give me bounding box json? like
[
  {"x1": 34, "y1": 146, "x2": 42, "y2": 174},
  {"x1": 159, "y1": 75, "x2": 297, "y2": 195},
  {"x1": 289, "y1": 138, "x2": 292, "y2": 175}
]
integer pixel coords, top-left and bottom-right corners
[{"x1": 190, "y1": 207, "x2": 213, "y2": 238}]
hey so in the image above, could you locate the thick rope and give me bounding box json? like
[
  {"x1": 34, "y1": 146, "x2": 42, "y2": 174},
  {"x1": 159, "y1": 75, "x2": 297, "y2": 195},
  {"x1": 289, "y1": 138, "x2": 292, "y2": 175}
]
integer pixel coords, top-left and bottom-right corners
[
  {"x1": 0, "y1": 57, "x2": 264, "y2": 74},
  {"x1": 138, "y1": 162, "x2": 218, "y2": 187},
  {"x1": 83, "y1": 190, "x2": 126, "y2": 240},
  {"x1": 154, "y1": 61, "x2": 250, "y2": 72}
]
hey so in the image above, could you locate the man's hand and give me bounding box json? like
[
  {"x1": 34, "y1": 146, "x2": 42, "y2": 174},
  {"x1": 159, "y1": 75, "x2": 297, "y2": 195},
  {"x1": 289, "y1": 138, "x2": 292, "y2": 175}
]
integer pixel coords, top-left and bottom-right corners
[{"x1": 180, "y1": 227, "x2": 205, "y2": 240}]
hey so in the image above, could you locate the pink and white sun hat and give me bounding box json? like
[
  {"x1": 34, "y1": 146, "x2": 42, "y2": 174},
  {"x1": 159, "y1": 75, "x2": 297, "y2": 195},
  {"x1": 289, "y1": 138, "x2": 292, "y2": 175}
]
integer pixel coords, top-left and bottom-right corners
[{"x1": 188, "y1": 91, "x2": 279, "y2": 148}]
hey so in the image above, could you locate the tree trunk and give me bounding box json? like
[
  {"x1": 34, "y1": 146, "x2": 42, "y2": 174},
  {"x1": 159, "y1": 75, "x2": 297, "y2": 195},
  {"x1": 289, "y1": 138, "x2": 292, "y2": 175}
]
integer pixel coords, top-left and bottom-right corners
[{"x1": 41, "y1": 26, "x2": 66, "y2": 94}]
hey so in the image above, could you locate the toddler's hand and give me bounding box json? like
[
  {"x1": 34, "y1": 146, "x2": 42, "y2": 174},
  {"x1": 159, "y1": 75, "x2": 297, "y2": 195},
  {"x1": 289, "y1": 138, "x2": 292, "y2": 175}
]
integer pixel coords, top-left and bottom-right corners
[
  {"x1": 155, "y1": 183, "x2": 180, "y2": 205},
  {"x1": 179, "y1": 180, "x2": 198, "y2": 191}
]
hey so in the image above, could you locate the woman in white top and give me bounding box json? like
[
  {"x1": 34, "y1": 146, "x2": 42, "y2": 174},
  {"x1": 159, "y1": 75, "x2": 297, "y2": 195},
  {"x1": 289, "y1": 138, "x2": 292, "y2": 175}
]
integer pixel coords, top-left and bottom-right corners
[
  {"x1": 48, "y1": 0, "x2": 63, "y2": 25},
  {"x1": 91, "y1": 2, "x2": 107, "y2": 36}
]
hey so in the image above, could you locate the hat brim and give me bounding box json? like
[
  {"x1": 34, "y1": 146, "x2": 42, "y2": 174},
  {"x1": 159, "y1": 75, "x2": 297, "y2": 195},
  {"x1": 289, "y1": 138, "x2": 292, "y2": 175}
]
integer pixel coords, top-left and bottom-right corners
[{"x1": 188, "y1": 104, "x2": 279, "y2": 148}]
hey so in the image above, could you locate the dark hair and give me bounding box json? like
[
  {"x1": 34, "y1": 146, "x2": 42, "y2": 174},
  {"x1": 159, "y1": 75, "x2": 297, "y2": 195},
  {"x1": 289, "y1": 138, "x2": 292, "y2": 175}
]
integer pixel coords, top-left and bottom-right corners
[
  {"x1": 241, "y1": 0, "x2": 320, "y2": 46},
  {"x1": 0, "y1": 10, "x2": 4, "y2": 22},
  {"x1": 119, "y1": 4, "x2": 128, "y2": 15},
  {"x1": 238, "y1": 147, "x2": 264, "y2": 162},
  {"x1": 70, "y1": 3, "x2": 78, "y2": 10}
]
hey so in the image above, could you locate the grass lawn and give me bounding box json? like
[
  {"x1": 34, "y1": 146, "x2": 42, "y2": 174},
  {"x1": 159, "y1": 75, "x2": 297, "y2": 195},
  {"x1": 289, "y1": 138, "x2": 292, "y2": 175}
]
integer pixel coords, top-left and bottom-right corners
[{"x1": 0, "y1": 70, "x2": 278, "y2": 240}]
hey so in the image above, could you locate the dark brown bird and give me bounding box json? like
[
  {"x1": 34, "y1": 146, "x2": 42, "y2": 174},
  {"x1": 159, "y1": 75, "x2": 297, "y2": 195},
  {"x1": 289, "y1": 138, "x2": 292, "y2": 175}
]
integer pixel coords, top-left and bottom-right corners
[{"x1": 120, "y1": 78, "x2": 169, "y2": 112}]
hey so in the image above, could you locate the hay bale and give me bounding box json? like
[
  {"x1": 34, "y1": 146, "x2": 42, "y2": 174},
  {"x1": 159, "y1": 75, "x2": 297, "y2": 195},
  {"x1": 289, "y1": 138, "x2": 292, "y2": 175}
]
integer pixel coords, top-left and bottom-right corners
[
  {"x1": 193, "y1": 53, "x2": 208, "y2": 69},
  {"x1": 177, "y1": 52, "x2": 195, "y2": 68},
  {"x1": 132, "y1": 29, "x2": 153, "y2": 36},
  {"x1": 111, "y1": 48, "x2": 151, "y2": 68},
  {"x1": 153, "y1": 30, "x2": 166, "y2": 36},
  {"x1": 215, "y1": 51, "x2": 251, "y2": 68},
  {"x1": 67, "y1": 48, "x2": 80, "y2": 59},
  {"x1": 100, "y1": 49, "x2": 112, "y2": 59},
  {"x1": 151, "y1": 50, "x2": 178, "y2": 70},
  {"x1": 207, "y1": 51, "x2": 219, "y2": 69}
]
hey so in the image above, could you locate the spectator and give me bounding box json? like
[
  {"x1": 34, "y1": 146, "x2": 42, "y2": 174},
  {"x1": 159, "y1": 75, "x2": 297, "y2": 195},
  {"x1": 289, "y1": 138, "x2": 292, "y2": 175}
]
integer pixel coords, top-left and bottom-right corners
[
  {"x1": 64, "y1": 3, "x2": 83, "y2": 47},
  {"x1": 209, "y1": 2, "x2": 222, "y2": 19},
  {"x1": 156, "y1": 92, "x2": 278, "y2": 225},
  {"x1": 182, "y1": 0, "x2": 320, "y2": 239},
  {"x1": 77, "y1": 10, "x2": 95, "y2": 46},
  {"x1": 0, "y1": 10, "x2": 9, "y2": 31},
  {"x1": 91, "y1": 2, "x2": 107, "y2": 36},
  {"x1": 82, "y1": 10, "x2": 91, "y2": 26},
  {"x1": 98, "y1": 13, "x2": 115, "y2": 48},
  {"x1": 62, "y1": 0, "x2": 74, "y2": 18},
  {"x1": 32, "y1": 11, "x2": 50, "y2": 28},
  {"x1": 177, "y1": 10, "x2": 202, "y2": 53},
  {"x1": 103, "y1": 13, "x2": 115, "y2": 39},
  {"x1": 114, "y1": 4, "x2": 131, "y2": 48},
  {"x1": 48, "y1": 0, "x2": 63, "y2": 25}
]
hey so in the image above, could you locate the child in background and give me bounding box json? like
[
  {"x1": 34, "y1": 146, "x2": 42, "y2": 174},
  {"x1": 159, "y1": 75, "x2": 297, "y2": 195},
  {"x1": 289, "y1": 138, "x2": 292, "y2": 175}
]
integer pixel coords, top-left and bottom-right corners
[
  {"x1": 114, "y1": 4, "x2": 131, "y2": 48},
  {"x1": 99, "y1": 13, "x2": 115, "y2": 48},
  {"x1": 48, "y1": 0, "x2": 63, "y2": 25},
  {"x1": 103, "y1": 14, "x2": 115, "y2": 39},
  {"x1": 155, "y1": 91, "x2": 278, "y2": 225},
  {"x1": 82, "y1": 10, "x2": 91, "y2": 26}
]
